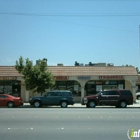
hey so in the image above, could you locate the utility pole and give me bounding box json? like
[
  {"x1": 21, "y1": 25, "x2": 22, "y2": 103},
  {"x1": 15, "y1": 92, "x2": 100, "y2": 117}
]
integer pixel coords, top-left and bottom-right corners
[
  {"x1": 139, "y1": 25, "x2": 140, "y2": 69},
  {"x1": 139, "y1": 25, "x2": 140, "y2": 57}
]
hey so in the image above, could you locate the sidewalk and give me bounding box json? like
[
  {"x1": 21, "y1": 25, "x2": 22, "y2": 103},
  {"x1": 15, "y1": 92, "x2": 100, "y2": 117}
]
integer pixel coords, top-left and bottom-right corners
[{"x1": 23, "y1": 100, "x2": 140, "y2": 108}]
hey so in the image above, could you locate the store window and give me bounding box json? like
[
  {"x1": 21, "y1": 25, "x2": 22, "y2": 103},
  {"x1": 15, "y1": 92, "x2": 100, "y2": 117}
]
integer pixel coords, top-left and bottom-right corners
[
  {"x1": 85, "y1": 80, "x2": 97, "y2": 95},
  {"x1": 103, "y1": 85, "x2": 118, "y2": 90},
  {"x1": 0, "y1": 80, "x2": 21, "y2": 97},
  {"x1": 85, "y1": 80, "x2": 125, "y2": 96},
  {"x1": 52, "y1": 80, "x2": 81, "y2": 96}
]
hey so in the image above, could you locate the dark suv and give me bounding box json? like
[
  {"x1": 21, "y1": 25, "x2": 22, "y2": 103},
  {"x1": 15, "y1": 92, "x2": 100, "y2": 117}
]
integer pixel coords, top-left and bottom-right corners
[
  {"x1": 29, "y1": 90, "x2": 74, "y2": 108},
  {"x1": 81, "y1": 89, "x2": 133, "y2": 108}
]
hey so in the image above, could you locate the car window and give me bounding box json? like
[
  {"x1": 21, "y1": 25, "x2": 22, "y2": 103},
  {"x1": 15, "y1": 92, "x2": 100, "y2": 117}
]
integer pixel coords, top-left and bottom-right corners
[
  {"x1": 63, "y1": 92, "x2": 72, "y2": 96},
  {"x1": 55, "y1": 92, "x2": 62, "y2": 96},
  {"x1": 120, "y1": 90, "x2": 132, "y2": 96},
  {"x1": 101, "y1": 91, "x2": 110, "y2": 95},
  {"x1": 0, "y1": 95, "x2": 7, "y2": 98},
  {"x1": 110, "y1": 91, "x2": 119, "y2": 95},
  {"x1": 50, "y1": 92, "x2": 56, "y2": 96},
  {"x1": 46, "y1": 92, "x2": 55, "y2": 96},
  {"x1": 46, "y1": 92, "x2": 51, "y2": 96}
]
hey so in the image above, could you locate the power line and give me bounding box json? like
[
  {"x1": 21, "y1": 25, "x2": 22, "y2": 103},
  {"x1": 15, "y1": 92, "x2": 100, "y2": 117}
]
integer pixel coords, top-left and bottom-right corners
[
  {"x1": 0, "y1": 12, "x2": 140, "y2": 17},
  {"x1": 0, "y1": 11, "x2": 138, "y2": 33}
]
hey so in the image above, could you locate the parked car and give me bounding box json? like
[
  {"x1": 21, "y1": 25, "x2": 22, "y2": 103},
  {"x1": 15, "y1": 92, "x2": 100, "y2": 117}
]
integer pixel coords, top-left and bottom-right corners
[
  {"x1": 0, "y1": 94, "x2": 23, "y2": 108},
  {"x1": 29, "y1": 90, "x2": 74, "y2": 108},
  {"x1": 81, "y1": 89, "x2": 133, "y2": 108},
  {"x1": 136, "y1": 92, "x2": 140, "y2": 100}
]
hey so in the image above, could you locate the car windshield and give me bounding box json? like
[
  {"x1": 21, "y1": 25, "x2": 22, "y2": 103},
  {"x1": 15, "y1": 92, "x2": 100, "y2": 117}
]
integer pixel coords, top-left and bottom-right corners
[{"x1": 45, "y1": 92, "x2": 56, "y2": 96}]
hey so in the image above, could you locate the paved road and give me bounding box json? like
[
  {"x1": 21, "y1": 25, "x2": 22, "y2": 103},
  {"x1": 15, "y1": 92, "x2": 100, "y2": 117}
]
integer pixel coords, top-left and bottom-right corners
[{"x1": 0, "y1": 108, "x2": 140, "y2": 140}]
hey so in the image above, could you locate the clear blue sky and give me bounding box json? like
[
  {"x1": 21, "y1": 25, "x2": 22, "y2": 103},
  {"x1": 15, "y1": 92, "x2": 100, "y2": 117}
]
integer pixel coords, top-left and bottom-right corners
[{"x1": 0, "y1": 0, "x2": 140, "y2": 68}]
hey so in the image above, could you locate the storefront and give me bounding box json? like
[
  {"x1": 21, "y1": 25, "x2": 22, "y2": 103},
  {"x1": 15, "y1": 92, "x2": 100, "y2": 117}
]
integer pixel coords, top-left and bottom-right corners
[
  {"x1": 49, "y1": 74, "x2": 137, "y2": 102},
  {"x1": 85, "y1": 76, "x2": 125, "y2": 95},
  {"x1": 51, "y1": 79, "x2": 125, "y2": 102},
  {"x1": 53, "y1": 80, "x2": 81, "y2": 97},
  {"x1": 0, "y1": 66, "x2": 138, "y2": 102},
  {"x1": 0, "y1": 76, "x2": 21, "y2": 97},
  {"x1": 85, "y1": 80, "x2": 125, "y2": 95}
]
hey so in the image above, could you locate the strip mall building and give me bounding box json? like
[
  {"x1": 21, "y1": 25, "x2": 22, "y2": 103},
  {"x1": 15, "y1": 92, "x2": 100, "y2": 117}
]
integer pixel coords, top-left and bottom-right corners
[{"x1": 0, "y1": 65, "x2": 139, "y2": 102}]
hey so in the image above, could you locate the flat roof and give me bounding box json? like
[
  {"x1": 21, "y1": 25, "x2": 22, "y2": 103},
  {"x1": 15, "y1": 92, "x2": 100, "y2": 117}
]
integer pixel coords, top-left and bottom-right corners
[{"x1": 0, "y1": 66, "x2": 137, "y2": 77}]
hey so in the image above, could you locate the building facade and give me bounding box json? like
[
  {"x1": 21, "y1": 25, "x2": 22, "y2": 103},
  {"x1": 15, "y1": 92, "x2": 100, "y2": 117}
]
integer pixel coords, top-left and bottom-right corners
[{"x1": 0, "y1": 66, "x2": 138, "y2": 102}]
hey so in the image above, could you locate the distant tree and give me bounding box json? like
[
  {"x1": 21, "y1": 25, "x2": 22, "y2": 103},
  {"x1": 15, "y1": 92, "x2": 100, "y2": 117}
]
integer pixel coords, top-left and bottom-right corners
[
  {"x1": 136, "y1": 67, "x2": 140, "y2": 74},
  {"x1": 125, "y1": 64, "x2": 132, "y2": 67},
  {"x1": 15, "y1": 56, "x2": 55, "y2": 95}
]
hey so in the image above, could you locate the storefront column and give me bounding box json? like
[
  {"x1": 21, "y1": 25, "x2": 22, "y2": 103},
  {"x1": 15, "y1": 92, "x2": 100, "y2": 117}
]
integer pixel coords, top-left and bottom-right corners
[
  {"x1": 80, "y1": 79, "x2": 89, "y2": 102},
  {"x1": 25, "y1": 91, "x2": 29, "y2": 102},
  {"x1": 81, "y1": 86, "x2": 85, "y2": 102},
  {"x1": 77, "y1": 76, "x2": 91, "y2": 102},
  {"x1": 20, "y1": 81, "x2": 26, "y2": 101},
  {"x1": 131, "y1": 80, "x2": 137, "y2": 102}
]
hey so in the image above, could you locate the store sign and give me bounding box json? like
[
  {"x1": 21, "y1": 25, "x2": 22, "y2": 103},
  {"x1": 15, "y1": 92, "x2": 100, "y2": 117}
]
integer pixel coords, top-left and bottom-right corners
[
  {"x1": 99, "y1": 75, "x2": 124, "y2": 80},
  {"x1": 54, "y1": 76, "x2": 68, "y2": 80},
  {"x1": 0, "y1": 76, "x2": 17, "y2": 80},
  {"x1": 78, "y1": 76, "x2": 90, "y2": 80}
]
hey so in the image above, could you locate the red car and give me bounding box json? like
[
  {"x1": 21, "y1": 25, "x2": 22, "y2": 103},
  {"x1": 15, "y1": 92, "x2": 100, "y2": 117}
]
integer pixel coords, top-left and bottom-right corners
[{"x1": 0, "y1": 94, "x2": 23, "y2": 108}]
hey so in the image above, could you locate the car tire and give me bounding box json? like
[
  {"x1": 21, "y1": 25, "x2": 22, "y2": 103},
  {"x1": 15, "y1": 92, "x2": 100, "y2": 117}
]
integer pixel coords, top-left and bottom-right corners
[
  {"x1": 61, "y1": 101, "x2": 68, "y2": 108},
  {"x1": 7, "y1": 102, "x2": 14, "y2": 108},
  {"x1": 88, "y1": 101, "x2": 96, "y2": 108},
  {"x1": 119, "y1": 101, "x2": 127, "y2": 108},
  {"x1": 34, "y1": 101, "x2": 41, "y2": 108}
]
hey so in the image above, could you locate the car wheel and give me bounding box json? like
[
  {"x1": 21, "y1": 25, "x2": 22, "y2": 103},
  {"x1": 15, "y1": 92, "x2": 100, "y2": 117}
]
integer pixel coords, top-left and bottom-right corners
[
  {"x1": 7, "y1": 102, "x2": 14, "y2": 108},
  {"x1": 119, "y1": 101, "x2": 127, "y2": 108},
  {"x1": 61, "y1": 101, "x2": 67, "y2": 108},
  {"x1": 34, "y1": 101, "x2": 41, "y2": 108},
  {"x1": 88, "y1": 101, "x2": 96, "y2": 108}
]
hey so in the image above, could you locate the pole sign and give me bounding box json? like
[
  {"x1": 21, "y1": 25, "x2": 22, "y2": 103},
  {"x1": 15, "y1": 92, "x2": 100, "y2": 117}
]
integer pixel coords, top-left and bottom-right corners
[{"x1": 77, "y1": 76, "x2": 90, "y2": 80}]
